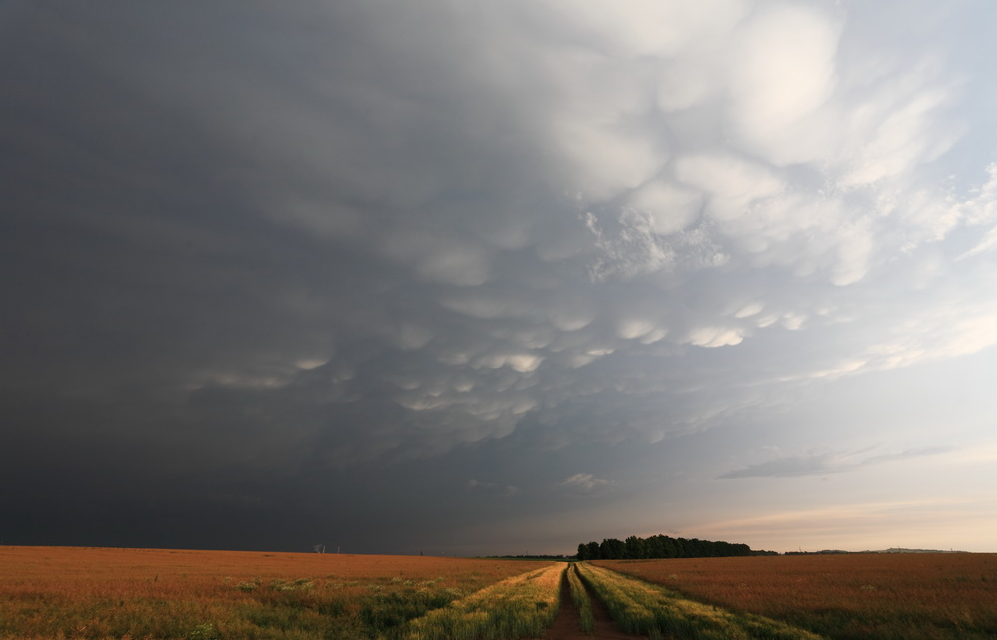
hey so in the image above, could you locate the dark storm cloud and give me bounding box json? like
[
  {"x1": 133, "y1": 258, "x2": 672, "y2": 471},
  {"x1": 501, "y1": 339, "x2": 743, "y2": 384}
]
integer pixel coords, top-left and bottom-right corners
[{"x1": 3, "y1": 0, "x2": 997, "y2": 552}]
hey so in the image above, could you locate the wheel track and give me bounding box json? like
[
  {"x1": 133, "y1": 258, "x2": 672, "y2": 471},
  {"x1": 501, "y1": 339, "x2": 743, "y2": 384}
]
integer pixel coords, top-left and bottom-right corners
[{"x1": 544, "y1": 564, "x2": 658, "y2": 640}]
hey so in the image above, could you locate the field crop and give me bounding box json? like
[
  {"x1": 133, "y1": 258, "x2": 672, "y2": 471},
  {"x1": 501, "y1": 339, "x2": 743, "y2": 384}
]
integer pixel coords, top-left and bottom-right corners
[
  {"x1": 596, "y1": 553, "x2": 997, "y2": 640},
  {"x1": 577, "y1": 562, "x2": 823, "y2": 640},
  {"x1": 399, "y1": 562, "x2": 563, "y2": 640},
  {"x1": 0, "y1": 546, "x2": 554, "y2": 640},
  {"x1": 565, "y1": 563, "x2": 593, "y2": 634}
]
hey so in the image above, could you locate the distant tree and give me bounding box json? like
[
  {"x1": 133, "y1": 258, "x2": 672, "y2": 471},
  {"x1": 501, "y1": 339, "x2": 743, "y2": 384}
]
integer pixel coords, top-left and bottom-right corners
[
  {"x1": 660, "y1": 536, "x2": 678, "y2": 558},
  {"x1": 624, "y1": 535, "x2": 646, "y2": 559},
  {"x1": 586, "y1": 541, "x2": 601, "y2": 560},
  {"x1": 643, "y1": 535, "x2": 662, "y2": 558},
  {"x1": 600, "y1": 538, "x2": 625, "y2": 560},
  {"x1": 575, "y1": 533, "x2": 756, "y2": 560},
  {"x1": 683, "y1": 538, "x2": 703, "y2": 557},
  {"x1": 672, "y1": 538, "x2": 686, "y2": 558}
]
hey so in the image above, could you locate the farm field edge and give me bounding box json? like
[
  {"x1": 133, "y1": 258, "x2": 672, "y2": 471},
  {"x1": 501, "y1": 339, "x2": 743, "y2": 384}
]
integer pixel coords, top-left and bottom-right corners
[{"x1": 595, "y1": 553, "x2": 997, "y2": 640}]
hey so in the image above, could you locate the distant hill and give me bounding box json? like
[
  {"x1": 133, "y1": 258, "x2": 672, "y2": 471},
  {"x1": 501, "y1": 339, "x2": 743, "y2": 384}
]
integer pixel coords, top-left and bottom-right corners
[
  {"x1": 779, "y1": 547, "x2": 970, "y2": 556},
  {"x1": 864, "y1": 547, "x2": 968, "y2": 554}
]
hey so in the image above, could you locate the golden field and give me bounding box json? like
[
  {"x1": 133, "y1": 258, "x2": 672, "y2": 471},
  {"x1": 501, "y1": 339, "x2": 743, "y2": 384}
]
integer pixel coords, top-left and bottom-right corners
[
  {"x1": 0, "y1": 546, "x2": 552, "y2": 639},
  {"x1": 5, "y1": 545, "x2": 996, "y2": 639},
  {"x1": 596, "y1": 553, "x2": 997, "y2": 640}
]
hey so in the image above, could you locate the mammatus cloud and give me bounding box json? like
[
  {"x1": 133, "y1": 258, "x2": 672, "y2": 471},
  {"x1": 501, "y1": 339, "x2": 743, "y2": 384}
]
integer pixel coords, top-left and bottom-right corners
[{"x1": 22, "y1": 2, "x2": 990, "y2": 467}]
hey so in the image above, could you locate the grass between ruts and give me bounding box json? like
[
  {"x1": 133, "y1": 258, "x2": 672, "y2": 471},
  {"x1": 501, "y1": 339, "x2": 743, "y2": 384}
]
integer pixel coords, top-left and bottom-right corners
[
  {"x1": 576, "y1": 562, "x2": 826, "y2": 640},
  {"x1": 566, "y1": 563, "x2": 594, "y2": 635},
  {"x1": 395, "y1": 562, "x2": 563, "y2": 640}
]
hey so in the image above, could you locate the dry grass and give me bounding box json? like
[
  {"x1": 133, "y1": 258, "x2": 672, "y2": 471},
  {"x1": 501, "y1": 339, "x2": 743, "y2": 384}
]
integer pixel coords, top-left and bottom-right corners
[
  {"x1": 596, "y1": 553, "x2": 997, "y2": 640},
  {"x1": 399, "y1": 563, "x2": 563, "y2": 640},
  {"x1": 0, "y1": 546, "x2": 553, "y2": 640},
  {"x1": 577, "y1": 562, "x2": 823, "y2": 640}
]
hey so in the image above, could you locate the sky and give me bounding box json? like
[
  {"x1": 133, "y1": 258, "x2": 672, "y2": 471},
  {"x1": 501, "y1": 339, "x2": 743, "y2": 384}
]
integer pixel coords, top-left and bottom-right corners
[{"x1": 2, "y1": 0, "x2": 997, "y2": 556}]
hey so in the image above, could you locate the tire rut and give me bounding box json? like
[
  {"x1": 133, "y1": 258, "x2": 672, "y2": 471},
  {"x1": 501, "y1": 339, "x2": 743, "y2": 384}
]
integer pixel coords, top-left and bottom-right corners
[{"x1": 544, "y1": 564, "x2": 650, "y2": 640}]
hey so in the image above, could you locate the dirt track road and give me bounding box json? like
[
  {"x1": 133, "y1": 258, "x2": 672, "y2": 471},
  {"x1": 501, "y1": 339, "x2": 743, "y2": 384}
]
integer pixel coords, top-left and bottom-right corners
[{"x1": 544, "y1": 566, "x2": 652, "y2": 640}]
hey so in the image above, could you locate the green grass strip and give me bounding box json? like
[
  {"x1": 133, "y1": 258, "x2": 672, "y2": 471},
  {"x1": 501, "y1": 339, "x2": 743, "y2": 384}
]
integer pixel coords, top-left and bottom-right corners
[
  {"x1": 566, "y1": 563, "x2": 594, "y2": 635},
  {"x1": 394, "y1": 563, "x2": 563, "y2": 640},
  {"x1": 577, "y1": 562, "x2": 828, "y2": 640}
]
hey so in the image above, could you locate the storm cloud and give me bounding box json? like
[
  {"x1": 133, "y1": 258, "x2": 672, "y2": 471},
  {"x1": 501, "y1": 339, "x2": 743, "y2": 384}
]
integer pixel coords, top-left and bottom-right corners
[{"x1": 2, "y1": 0, "x2": 996, "y2": 554}]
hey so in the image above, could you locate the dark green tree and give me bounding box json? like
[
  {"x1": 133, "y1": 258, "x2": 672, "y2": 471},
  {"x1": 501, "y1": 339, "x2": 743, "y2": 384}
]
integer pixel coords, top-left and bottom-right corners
[
  {"x1": 624, "y1": 535, "x2": 646, "y2": 559},
  {"x1": 574, "y1": 533, "x2": 755, "y2": 560},
  {"x1": 600, "y1": 538, "x2": 625, "y2": 559}
]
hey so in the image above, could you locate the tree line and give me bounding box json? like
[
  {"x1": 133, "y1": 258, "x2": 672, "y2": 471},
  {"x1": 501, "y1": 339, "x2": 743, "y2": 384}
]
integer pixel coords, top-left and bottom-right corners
[{"x1": 575, "y1": 534, "x2": 764, "y2": 560}]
